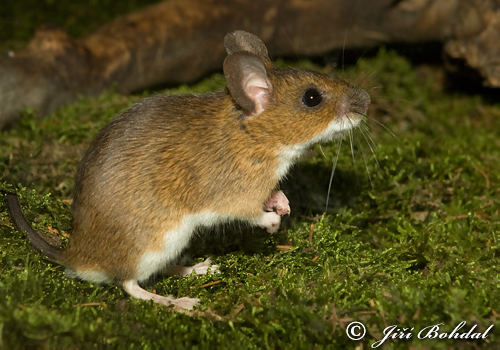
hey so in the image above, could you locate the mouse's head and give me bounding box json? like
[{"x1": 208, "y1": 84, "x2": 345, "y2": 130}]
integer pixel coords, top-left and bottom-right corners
[{"x1": 223, "y1": 30, "x2": 370, "y2": 147}]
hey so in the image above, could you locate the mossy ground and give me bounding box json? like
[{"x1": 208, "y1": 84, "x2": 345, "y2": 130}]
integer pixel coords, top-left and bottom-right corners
[{"x1": 1, "y1": 2, "x2": 499, "y2": 349}]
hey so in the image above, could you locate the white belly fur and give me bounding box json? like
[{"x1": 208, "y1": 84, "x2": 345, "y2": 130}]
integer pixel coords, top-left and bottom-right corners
[
  {"x1": 135, "y1": 211, "x2": 232, "y2": 282},
  {"x1": 65, "y1": 267, "x2": 112, "y2": 284}
]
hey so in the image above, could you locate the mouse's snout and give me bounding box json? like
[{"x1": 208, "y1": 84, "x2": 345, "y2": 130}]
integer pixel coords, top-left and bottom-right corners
[
  {"x1": 337, "y1": 88, "x2": 370, "y2": 118},
  {"x1": 351, "y1": 88, "x2": 370, "y2": 115}
]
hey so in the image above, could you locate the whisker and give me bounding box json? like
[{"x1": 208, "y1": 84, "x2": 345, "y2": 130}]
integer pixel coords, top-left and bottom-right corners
[
  {"x1": 342, "y1": 30, "x2": 348, "y2": 72},
  {"x1": 359, "y1": 120, "x2": 379, "y2": 152},
  {"x1": 359, "y1": 123, "x2": 378, "y2": 151},
  {"x1": 358, "y1": 118, "x2": 382, "y2": 174},
  {"x1": 366, "y1": 116, "x2": 400, "y2": 141},
  {"x1": 359, "y1": 126, "x2": 380, "y2": 170},
  {"x1": 351, "y1": 68, "x2": 377, "y2": 88},
  {"x1": 348, "y1": 128, "x2": 356, "y2": 170},
  {"x1": 355, "y1": 131, "x2": 373, "y2": 187},
  {"x1": 325, "y1": 137, "x2": 343, "y2": 212}
]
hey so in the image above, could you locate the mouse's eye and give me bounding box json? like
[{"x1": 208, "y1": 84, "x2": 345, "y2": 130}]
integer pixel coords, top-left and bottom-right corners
[{"x1": 302, "y1": 88, "x2": 323, "y2": 108}]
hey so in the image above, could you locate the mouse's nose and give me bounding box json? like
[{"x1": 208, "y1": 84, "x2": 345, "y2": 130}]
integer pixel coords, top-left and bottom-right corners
[{"x1": 351, "y1": 88, "x2": 370, "y2": 115}]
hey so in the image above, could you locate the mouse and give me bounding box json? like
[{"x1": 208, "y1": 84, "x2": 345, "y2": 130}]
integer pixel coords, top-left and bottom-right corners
[{"x1": 6, "y1": 30, "x2": 370, "y2": 310}]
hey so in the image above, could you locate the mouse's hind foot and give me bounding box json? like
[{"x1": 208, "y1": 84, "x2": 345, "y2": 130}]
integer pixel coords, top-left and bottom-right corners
[
  {"x1": 122, "y1": 280, "x2": 200, "y2": 310},
  {"x1": 168, "y1": 257, "x2": 219, "y2": 276}
]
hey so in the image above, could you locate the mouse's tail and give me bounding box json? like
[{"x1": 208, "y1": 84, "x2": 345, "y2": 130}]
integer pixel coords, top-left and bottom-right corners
[{"x1": 4, "y1": 185, "x2": 65, "y2": 265}]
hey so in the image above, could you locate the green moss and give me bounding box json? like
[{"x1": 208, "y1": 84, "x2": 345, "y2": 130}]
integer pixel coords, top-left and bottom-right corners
[{"x1": 1, "y1": 7, "x2": 499, "y2": 348}]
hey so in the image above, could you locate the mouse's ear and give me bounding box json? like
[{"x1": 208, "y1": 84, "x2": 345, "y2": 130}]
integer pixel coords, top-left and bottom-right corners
[
  {"x1": 223, "y1": 51, "x2": 272, "y2": 116},
  {"x1": 224, "y1": 31, "x2": 270, "y2": 63}
]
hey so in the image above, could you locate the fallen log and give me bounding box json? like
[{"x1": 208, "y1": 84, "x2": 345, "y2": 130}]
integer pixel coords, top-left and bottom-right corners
[{"x1": 1, "y1": 0, "x2": 498, "y2": 128}]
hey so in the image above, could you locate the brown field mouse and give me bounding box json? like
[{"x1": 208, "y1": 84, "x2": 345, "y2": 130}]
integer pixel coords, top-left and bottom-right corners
[{"x1": 6, "y1": 30, "x2": 370, "y2": 310}]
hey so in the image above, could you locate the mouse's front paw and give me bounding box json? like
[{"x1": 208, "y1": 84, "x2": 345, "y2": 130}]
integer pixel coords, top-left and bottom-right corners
[
  {"x1": 258, "y1": 211, "x2": 281, "y2": 233},
  {"x1": 263, "y1": 190, "x2": 290, "y2": 216}
]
